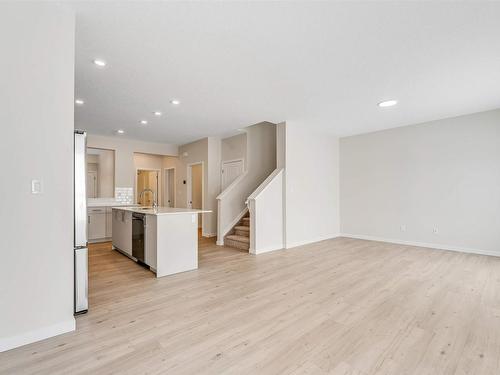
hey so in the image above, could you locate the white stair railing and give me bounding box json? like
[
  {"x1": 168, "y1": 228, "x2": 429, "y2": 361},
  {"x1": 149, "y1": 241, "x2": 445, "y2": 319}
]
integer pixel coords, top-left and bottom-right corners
[{"x1": 247, "y1": 168, "x2": 284, "y2": 254}]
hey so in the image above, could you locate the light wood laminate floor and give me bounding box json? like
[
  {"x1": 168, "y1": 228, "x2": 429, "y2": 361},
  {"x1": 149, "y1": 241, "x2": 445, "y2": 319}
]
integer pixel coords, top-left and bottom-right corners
[{"x1": 2, "y1": 237, "x2": 500, "y2": 374}]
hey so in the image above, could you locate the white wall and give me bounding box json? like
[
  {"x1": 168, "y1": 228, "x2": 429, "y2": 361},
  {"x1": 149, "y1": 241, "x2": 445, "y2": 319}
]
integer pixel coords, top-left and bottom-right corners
[
  {"x1": 285, "y1": 124, "x2": 340, "y2": 248},
  {"x1": 340, "y1": 109, "x2": 500, "y2": 255},
  {"x1": 86, "y1": 134, "x2": 177, "y2": 197},
  {"x1": 0, "y1": 3, "x2": 75, "y2": 351}
]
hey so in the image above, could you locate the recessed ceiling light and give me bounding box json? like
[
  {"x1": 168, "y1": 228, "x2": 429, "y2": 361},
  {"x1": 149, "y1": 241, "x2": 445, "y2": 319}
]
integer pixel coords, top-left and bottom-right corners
[
  {"x1": 75, "y1": 99, "x2": 84, "y2": 105},
  {"x1": 116, "y1": 129, "x2": 125, "y2": 134},
  {"x1": 170, "y1": 99, "x2": 180, "y2": 105},
  {"x1": 378, "y1": 99, "x2": 398, "y2": 107},
  {"x1": 93, "y1": 59, "x2": 107, "y2": 67},
  {"x1": 140, "y1": 120, "x2": 148, "y2": 125},
  {"x1": 153, "y1": 111, "x2": 162, "y2": 116}
]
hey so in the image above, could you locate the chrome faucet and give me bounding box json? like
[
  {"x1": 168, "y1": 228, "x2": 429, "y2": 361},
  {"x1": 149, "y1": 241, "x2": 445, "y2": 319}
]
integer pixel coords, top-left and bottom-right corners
[{"x1": 139, "y1": 188, "x2": 158, "y2": 209}]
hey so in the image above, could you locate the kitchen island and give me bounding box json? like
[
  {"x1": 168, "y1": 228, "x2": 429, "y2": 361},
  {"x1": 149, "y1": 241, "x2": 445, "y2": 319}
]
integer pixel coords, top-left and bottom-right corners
[{"x1": 112, "y1": 207, "x2": 211, "y2": 277}]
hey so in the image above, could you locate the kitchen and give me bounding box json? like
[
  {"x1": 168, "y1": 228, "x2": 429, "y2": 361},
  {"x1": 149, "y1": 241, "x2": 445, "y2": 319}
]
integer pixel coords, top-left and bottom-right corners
[{"x1": 75, "y1": 131, "x2": 209, "y2": 314}]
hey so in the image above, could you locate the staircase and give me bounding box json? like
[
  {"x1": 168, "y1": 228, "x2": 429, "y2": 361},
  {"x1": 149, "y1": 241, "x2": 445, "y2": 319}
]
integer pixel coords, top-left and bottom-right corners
[{"x1": 224, "y1": 215, "x2": 250, "y2": 251}]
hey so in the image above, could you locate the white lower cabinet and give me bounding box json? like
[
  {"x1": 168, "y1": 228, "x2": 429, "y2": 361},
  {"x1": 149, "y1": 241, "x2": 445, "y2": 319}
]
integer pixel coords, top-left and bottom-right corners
[
  {"x1": 112, "y1": 209, "x2": 132, "y2": 255},
  {"x1": 105, "y1": 207, "x2": 113, "y2": 238},
  {"x1": 88, "y1": 208, "x2": 106, "y2": 241},
  {"x1": 88, "y1": 207, "x2": 114, "y2": 242},
  {"x1": 145, "y1": 215, "x2": 157, "y2": 269}
]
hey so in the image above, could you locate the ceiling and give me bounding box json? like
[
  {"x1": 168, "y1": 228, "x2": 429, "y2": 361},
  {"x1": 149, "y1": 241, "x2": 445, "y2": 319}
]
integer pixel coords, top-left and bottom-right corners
[{"x1": 72, "y1": 1, "x2": 500, "y2": 145}]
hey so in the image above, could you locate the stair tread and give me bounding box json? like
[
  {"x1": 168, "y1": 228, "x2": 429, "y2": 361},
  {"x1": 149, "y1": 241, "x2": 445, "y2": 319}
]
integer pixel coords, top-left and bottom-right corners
[
  {"x1": 226, "y1": 235, "x2": 250, "y2": 243},
  {"x1": 235, "y1": 226, "x2": 249, "y2": 231}
]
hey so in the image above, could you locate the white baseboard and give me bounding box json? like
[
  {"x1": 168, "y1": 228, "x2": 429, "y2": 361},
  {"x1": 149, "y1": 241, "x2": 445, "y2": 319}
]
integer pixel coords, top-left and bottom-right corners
[
  {"x1": 202, "y1": 232, "x2": 216, "y2": 238},
  {"x1": 216, "y1": 240, "x2": 224, "y2": 246},
  {"x1": 0, "y1": 318, "x2": 75, "y2": 353},
  {"x1": 341, "y1": 233, "x2": 500, "y2": 258},
  {"x1": 250, "y1": 244, "x2": 284, "y2": 255},
  {"x1": 285, "y1": 234, "x2": 341, "y2": 249}
]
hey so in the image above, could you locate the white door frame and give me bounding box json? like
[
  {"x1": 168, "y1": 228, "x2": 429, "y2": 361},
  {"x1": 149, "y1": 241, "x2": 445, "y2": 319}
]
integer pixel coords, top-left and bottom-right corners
[
  {"x1": 163, "y1": 167, "x2": 176, "y2": 207},
  {"x1": 135, "y1": 168, "x2": 161, "y2": 205},
  {"x1": 221, "y1": 158, "x2": 245, "y2": 190},
  {"x1": 186, "y1": 162, "x2": 204, "y2": 209},
  {"x1": 87, "y1": 170, "x2": 98, "y2": 198}
]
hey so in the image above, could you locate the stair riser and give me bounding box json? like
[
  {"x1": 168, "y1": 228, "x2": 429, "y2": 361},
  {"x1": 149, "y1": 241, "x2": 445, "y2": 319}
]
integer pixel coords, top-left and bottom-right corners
[
  {"x1": 235, "y1": 230, "x2": 249, "y2": 237},
  {"x1": 225, "y1": 239, "x2": 249, "y2": 250}
]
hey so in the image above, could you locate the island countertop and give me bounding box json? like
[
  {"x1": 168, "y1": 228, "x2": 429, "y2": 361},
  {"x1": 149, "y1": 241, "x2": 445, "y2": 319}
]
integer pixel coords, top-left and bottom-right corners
[{"x1": 112, "y1": 206, "x2": 212, "y2": 216}]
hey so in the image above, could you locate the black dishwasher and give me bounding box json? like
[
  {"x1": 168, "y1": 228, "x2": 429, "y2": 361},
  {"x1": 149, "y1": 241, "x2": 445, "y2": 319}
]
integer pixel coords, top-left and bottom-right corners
[{"x1": 132, "y1": 213, "x2": 145, "y2": 263}]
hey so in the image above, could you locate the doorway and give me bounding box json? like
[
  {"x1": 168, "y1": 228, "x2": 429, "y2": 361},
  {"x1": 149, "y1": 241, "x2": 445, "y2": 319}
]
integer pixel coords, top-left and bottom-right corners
[
  {"x1": 136, "y1": 169, "x2": 159, "y2": 206},
  {"x1": 163, "y1": 167, "x2": 176, "y2": 208},
  {"x1": 221, "y1": 159, "x2": 244, "y2": 190},
  {"x1": 187, "y1": 162, "x2": 203, "y2": 230}
]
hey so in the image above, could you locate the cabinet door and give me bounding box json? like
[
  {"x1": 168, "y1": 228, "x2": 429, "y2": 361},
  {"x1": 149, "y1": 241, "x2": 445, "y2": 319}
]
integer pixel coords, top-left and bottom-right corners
[
  {"x1": 88, "y1": 209, "x2": 106, "y2": 240},
  {"x1": 112, "y1": 210, "x2": 121, "y2": 249},
  {"x1": 122, "y1": 211, "x2": 133, "y2": 255},
  {"x1": 145, "y1": 215, "x2": 157, "y2": 269},
  {"x1": 105, "y1": 208, "x2": 112, "y2": 238}
]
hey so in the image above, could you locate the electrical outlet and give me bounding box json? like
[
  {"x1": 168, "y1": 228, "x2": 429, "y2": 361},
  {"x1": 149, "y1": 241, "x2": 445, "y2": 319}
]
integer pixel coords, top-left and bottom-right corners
[
  {"x1": 433, "y1": 228, "x2": 439, "y2": 234},
  {"x1": 31, "y1": 179, "x2": 42, "y2": 194},
  {"x1": 400, "y1": 224, "x2": 406, "y2": 232}
]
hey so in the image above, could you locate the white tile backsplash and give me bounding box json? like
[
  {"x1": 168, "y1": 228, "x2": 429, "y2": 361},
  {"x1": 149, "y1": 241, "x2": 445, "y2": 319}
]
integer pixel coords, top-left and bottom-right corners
[{"x1": 115, "y1": 187, "x2": 133, "y2": 204}]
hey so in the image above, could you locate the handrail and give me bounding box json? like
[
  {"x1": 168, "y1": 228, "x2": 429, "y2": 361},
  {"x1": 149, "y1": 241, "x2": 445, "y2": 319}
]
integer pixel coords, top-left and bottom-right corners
[
  {"x1": 216, "y1": 171, "x2": 249, "y2": 200},
  {"x1": 247, "y1": 168, "x2": 283, "y2": 202}
]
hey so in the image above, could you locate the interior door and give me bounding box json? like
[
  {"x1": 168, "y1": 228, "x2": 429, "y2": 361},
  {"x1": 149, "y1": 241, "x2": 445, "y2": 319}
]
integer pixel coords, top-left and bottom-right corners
[
  {"x1": 221, "y1": 159, "x2": 244, "y2": 190},
  {"x1": 87, "y1": 171, "x2": 97, "y2": 198},
  {"x1": 137, "y1": 170, "x2": 159, "y2": 206}
]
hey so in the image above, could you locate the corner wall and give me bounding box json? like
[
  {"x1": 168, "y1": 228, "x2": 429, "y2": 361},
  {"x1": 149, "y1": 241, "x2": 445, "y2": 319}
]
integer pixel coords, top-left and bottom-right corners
[
  {"x1": 0, "y1": 3, "x2": 75, "y2": 351},
  {"x1": 340, "y1": 109, "x2": 500, "y2": 255},
  {"x1": 284, "y1": 124, "x2": 340, "y2": 248}
]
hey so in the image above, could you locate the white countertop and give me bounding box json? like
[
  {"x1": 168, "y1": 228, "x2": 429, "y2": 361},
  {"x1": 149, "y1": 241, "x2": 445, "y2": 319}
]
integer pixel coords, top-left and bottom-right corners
[
  {"x1": 112, "y1": 206, "x2": 212, "y2": 216},
  {"x1": 88, "y1": 201, "x2": 137, "y2": 208}
]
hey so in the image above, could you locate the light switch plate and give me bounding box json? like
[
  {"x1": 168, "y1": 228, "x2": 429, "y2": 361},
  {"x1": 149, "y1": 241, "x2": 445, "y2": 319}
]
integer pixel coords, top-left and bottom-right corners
[{"x1": 31, "y1": 179, "x2": 42, "y2": 194}]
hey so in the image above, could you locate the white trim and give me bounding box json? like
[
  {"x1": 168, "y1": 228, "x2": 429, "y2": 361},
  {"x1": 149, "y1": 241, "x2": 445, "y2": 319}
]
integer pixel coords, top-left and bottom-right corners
[
  {"x1": 247, "y1": 168, "x2": 283, "y2": 201},
  {"x1": 186, "y1": 161, "x2": 205, "y2": 234},
  {"x1": 250, "y1": 244, "x2": 284, "y2": 255},
  {"x1": 202, "y1": 232, "x2": 217, "y2": 238},
  {"x1": 221, "y1": 157, "x2": 245, "y2": 166},
  {"x1": 216, "y1": 207, "x2": 248, "y2": 246},
  {"x1": 341, "y1": 234, "x2": 500, "y2": 258},
  {"x1": 163, "y1": 167, "x2": 176, "y2": 207},
  {"x1": 216, "y1": 171, "x2": 248, "y2": 200},
  {"x1": 285, "y1": 234, "x2": 341, "y2": 249},
  {"x1": 0, "y1": 318, "x2": 75, "y2": 353}
]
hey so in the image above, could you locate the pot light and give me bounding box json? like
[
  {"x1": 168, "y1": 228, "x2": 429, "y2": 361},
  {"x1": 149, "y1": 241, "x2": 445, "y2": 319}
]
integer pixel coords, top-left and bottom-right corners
[
  {"x1": 170, "y1": 99, "x2": 180, "y2": 105},
  {"x1": 378, "y1": 99, "x2": 398, "y2": 107},
  {"x1": 75, "y1": 99, "x2": 84, "y2": 105},
  {"x1": 153, "y1": 111, "x2": 162, "y2": 116},
  {"x1": 140, "y1": 120, "x2": 148, "y2": 125},
  {"x1": 116, "y1": 129, "x2": 125, "y2": 134},
  {"x1": 93, "y1": 59, "x2": 107, "y2": 67}
]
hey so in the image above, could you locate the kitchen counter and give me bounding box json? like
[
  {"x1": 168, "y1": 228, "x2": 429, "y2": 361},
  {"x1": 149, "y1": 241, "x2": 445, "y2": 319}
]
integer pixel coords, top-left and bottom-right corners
[
  {"x1": 112, "y1": 206, "x2": 211, "y2": 216},
  {"x1": 112, "y1": 206, "x2": 211, "y2": 277},
  {"x1": 88, "y1": 201, "x2": 137, "y2": 208}
]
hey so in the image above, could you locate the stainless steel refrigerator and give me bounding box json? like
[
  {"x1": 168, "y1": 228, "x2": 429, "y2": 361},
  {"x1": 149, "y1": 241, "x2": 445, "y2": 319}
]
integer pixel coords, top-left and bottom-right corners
[{"x1": 74, "y1": 130, "x2": 88, "y2": 314}]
